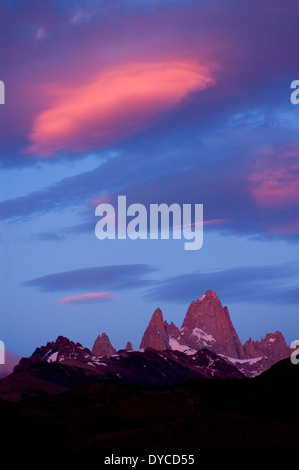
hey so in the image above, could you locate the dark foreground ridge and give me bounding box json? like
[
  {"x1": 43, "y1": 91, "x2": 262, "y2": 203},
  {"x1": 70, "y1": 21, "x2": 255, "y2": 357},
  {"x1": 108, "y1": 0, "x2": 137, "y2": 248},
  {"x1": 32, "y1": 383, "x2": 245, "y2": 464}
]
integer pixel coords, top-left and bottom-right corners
[
  {"x1": 0, "y1": 357, "x2": 298, "y2": 450},
  {"x1": 0, "y1": 346, "x2": 244, "y2": 402}
]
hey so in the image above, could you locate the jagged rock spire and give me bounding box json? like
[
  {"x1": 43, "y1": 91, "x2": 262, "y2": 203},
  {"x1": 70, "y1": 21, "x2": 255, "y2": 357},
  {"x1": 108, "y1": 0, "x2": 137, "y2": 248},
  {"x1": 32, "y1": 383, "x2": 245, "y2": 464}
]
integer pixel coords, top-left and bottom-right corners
[
  {"x1": 140, "y1": 308, "x2": 169, "y2": 350},
  {"x1": 92, "y1": 332, "x2": 116, "y2": 357}
]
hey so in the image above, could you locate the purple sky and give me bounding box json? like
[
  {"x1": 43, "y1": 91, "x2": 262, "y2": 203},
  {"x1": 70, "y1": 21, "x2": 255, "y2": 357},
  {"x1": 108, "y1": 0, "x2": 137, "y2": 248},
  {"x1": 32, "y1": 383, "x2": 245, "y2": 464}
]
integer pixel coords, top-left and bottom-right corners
[{"x1": 0, "y1": 0, "x2": 299, "y2": 358}]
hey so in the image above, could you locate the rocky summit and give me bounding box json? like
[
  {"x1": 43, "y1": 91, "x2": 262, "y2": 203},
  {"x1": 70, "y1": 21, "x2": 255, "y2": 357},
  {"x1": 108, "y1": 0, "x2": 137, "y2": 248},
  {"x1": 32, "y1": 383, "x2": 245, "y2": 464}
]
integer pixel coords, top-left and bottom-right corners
[
  {"x1": 181, "y1": 290, "x2": 246, "y2": 358},
  {"x1": 140, "y1": 307, "x2": 169, "y2": 350},
  {"x1": 140, "y1": 290, "x2": 291, "y2": 376},
  {"x1": 92, "y1": 332, "x2": 116, "y2": 357},
  {"x1": 15, "y1": 335, "x2": 94, "y2": 371},
  {"x1": 8, "y1": 290, "x2": 292, "y2": 383}
]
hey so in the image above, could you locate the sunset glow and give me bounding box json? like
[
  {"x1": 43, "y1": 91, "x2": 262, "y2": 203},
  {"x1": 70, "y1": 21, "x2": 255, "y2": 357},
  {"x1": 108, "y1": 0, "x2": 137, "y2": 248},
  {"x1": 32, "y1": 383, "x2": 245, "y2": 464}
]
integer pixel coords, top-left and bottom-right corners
[
  {"x1": 24, "y1": 61, "x2": 216, "y2": 157},
  {"x1": 58, "y1": 292, "x2": 115, "y2": 305}
]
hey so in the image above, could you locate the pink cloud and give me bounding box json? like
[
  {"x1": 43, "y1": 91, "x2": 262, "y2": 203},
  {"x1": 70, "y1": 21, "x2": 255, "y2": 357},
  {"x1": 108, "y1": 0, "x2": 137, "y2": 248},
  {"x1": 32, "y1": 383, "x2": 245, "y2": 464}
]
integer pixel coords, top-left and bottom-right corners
[
  {"x1": 23, "y1": 60, "x2": 216, "y2": 157},
  {"x1": 203, "y1": 218, "x2": 228, "y2": 226},
  {"x1": 249, "y1": 143, "x2": 299, "y2": 208},
  {"x1": 174, "y1": 218, "x2": 228, "y2": 230},
  {"x1": 58, "y1": 291, "x2": 116, "y2": 305},
  {"x1": 269, "y1": 221, "x2": 299, "y2": 235},
  {"x1": 90, "y1": 194, "x2": 112, "y2": 207}
]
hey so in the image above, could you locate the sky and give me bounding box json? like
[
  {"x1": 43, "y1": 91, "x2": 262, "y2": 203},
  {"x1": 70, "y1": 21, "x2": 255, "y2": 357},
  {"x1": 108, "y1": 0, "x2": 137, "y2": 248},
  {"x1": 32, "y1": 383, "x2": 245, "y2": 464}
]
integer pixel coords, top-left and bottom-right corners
[{"x1": 0, "y1": 0, "x2": 299, "y2": 362}]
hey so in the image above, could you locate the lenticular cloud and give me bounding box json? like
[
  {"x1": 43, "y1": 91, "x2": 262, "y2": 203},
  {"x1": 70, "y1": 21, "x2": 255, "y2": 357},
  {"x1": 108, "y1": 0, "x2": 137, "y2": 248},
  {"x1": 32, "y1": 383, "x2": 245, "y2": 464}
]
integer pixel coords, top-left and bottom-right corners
[
  {"x1": 24, "y1": 60, "x2": 216, "y2": 157},
  {"x1": 58, "y1": 292, "x2": 115, "y2": 305}
]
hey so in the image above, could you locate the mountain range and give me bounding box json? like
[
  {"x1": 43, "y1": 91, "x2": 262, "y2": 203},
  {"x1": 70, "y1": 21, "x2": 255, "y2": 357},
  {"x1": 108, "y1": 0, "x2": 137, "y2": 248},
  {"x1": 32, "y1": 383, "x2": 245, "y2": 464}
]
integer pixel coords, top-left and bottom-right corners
[
  {"x1": 0, "y1": 290, "x2": 292, "y2": 403},
  {"x1": 139, "y1": 290, "x2": 291, "y2": 377},
  {"x1": 0, "y1": 290, "x2": 297, "y2": 451}
]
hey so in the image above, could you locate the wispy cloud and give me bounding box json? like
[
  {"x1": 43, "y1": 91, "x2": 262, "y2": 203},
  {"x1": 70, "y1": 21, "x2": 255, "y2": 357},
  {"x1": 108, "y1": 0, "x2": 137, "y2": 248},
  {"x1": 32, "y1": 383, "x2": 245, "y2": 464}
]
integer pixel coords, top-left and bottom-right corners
[
  {"x1": 58, "y1": 291, "x2": 116, "y2": 305},
  {"x1": 1, "y1": 0, "x2": 299, "y2": 246},
  {"x1": 3, "y1": 0, "x2": 298, "y2": 167},
  {"x1": 249, "y1": 143, "x2": 299, "y2": 208},
  {"x1": 3, "y1": 139, "x2": 299, "y2": 243},
  {"x1": 23, "y1": 264, "x2": 155, "y2": 292},
  {"x1": 145, "y1": 261, "x2": 299, "y2": 305}
]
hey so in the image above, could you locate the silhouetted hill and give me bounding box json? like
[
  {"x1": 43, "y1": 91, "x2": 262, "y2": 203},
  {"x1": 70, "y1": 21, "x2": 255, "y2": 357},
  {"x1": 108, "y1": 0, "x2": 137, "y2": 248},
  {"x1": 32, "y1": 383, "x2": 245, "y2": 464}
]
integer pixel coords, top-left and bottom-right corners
[{"x1": 0, "y1": 357, "x2": 298, "y2": 450}]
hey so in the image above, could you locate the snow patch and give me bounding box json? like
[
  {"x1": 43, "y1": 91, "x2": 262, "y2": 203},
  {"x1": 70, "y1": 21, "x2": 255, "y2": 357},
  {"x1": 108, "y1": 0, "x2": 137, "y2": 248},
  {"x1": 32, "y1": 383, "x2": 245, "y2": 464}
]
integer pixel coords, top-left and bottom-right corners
[
  {"x1": 168, "y1": 338, "x2": 190, "y2": 353},
  {"x1": 184, "y1": 349, "x2": 198, "y2": 356},
  {"x1": 220, "y1": 355, "x2": 263, "y2": 365},
  {"x1": 191, "y1": 328, "x2": 216, "y2": 345},
  {"x1": 158, "y1": 354, "x2": 168, "y2": 361},
  {"x1": 208, "y1": 357, "x2": 215, "y2": 368},
  {"x1": 92, "y1": 358, "x2": 108, "y2": 366},
  {"x1": 47, "y1": 352, "x2": 58, "y2": 363}
]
